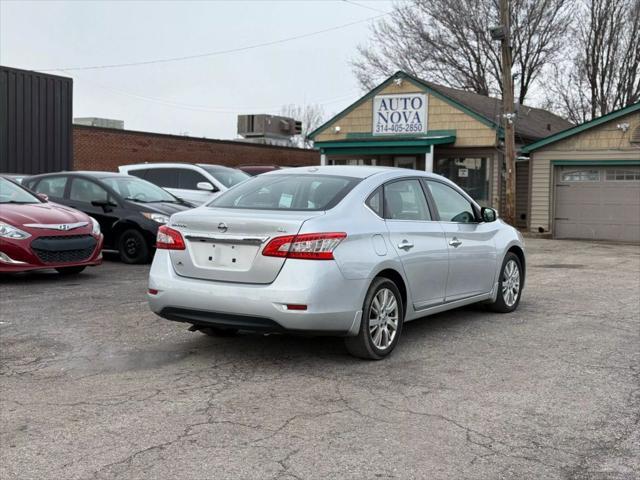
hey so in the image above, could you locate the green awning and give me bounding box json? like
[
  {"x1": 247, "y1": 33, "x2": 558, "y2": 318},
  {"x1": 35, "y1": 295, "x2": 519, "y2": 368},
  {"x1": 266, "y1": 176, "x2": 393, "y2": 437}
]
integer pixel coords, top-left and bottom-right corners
[{"x1": 316, "y1": 135, "x2": 455, "y2": 156}]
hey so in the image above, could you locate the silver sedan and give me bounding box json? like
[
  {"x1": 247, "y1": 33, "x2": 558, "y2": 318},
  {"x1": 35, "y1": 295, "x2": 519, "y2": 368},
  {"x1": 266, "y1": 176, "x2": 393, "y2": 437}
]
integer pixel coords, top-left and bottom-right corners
[{"x1": 148, "y1": 166, "x2": 525, "y2": 359}]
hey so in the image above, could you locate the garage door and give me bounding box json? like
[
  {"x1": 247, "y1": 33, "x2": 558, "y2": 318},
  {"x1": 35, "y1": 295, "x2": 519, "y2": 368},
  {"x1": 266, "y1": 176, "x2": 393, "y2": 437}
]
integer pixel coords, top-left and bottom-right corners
[{"x1": 554, "y1": 166, "x2": 640, "y2": 242}]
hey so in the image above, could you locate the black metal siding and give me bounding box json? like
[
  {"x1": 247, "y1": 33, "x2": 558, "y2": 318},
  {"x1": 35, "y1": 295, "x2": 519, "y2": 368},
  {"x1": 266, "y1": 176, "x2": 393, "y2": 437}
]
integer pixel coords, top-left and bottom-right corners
[{"x1": 0, "y1": 66, "x2": 73, "y2": 174}]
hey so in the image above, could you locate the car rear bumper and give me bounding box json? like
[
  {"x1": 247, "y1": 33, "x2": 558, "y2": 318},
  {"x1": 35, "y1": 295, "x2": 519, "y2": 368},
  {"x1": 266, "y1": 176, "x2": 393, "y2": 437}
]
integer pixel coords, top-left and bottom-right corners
[
  {"x1": 148, "y1": 250, "x2": 368, "y2": 335},
  {"x1": 0, "y1": 234, "x2": 104, "y2": 273}
]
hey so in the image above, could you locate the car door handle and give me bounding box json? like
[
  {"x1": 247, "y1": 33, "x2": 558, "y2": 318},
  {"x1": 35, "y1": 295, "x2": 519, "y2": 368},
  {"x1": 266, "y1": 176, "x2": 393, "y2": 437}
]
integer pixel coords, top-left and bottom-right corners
[
  {"x1": 449, "y1": 238, "x2": 462, "y2": 248},
  {"x1": 397, "y1": 240, "x2": 414, "y2": 251}
]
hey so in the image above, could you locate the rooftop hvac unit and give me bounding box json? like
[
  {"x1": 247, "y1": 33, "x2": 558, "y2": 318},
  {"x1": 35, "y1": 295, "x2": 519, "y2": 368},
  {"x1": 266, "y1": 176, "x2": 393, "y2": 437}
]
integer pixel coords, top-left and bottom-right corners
[
  {"x1": 73, "y1": 117, "x2": 124, "y2": 129},
  {"x1": 237, "y1": 114, "x2": 302, "y2": 139}
]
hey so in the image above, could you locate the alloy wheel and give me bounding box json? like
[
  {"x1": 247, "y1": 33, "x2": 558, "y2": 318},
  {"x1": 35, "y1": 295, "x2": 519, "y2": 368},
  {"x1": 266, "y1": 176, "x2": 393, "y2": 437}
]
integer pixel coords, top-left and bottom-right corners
[
  {"x1": 502, "y1": 259, "x2": 521, "y2": 307},
  {"x1": 368, "y1": 288, "x2": 399, "y2": 350}
]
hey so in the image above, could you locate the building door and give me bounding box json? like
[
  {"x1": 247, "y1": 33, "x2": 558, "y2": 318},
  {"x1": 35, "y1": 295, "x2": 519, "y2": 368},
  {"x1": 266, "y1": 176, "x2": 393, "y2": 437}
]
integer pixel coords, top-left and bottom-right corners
[
  {"x1": 516, "y1": 161, "x2": 529, "y2": 228},
  {"x1": 554, "y1": 166, "x2": 640, "y2": 242}
]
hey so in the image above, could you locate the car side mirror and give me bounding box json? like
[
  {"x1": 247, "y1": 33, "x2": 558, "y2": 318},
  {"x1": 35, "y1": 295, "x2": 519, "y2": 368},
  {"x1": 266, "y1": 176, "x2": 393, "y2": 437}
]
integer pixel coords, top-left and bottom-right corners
[
  {"x1": 36, "y1": 193, "x2": 49, "y2": 202},
  {"x1": 196, "y1": 182, "x2": 215, "y2": 192},
  {"x1": 481, "y1": 207, "x2": 498, "y2": 222}
]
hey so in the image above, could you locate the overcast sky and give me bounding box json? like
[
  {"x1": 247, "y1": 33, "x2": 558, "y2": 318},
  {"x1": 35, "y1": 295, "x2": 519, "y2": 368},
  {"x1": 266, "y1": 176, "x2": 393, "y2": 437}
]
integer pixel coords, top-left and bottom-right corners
[{"x1": 1, "y1": 0, "x2": 396, "y2": 139}]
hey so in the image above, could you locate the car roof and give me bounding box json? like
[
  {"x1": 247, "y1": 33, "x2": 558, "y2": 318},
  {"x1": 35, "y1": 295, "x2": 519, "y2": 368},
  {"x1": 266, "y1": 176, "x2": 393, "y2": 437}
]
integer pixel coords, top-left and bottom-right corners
[
  {"x1": 195, "y1": 164, "x2": 239, "y2": 170},
  {"x1": 27, "y1": 171, "x2": 131, "y2": 180},
  {"x1": 264, "y1": 165, "x2": 432, "y2": 179},
  {"x1": 238, "y1": 165, "x2": 281, "y2": 171},
  {"x1": 74, "y1": 171, "x2": 128, "y2": 177},
  {"x1": 121, "y1": 162, "x2": 230, "y2": 169}
]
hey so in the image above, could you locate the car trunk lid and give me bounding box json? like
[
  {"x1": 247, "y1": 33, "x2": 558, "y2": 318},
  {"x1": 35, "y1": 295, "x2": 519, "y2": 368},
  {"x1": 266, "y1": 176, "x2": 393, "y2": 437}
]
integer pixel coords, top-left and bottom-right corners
[{"x1": 168, "y1": 208, "x2": 323, "y2": 284}]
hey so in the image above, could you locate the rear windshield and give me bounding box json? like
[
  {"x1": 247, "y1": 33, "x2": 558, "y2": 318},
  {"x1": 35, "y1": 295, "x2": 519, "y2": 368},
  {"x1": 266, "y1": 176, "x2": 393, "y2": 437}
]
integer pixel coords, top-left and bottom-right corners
[
  {"x1": 198, "y1": 165, "x2": 250, "y2": 188},
  {"x1": 208, "y1": 174, "x2": 360, "y2": 211}
]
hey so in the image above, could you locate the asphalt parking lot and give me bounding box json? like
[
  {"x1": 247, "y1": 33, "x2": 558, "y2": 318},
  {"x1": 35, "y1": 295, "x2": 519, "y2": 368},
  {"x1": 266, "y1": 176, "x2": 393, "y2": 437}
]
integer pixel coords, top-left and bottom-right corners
[{"x1": 1, "y1": 238, "x2": 638, "y2": 480}]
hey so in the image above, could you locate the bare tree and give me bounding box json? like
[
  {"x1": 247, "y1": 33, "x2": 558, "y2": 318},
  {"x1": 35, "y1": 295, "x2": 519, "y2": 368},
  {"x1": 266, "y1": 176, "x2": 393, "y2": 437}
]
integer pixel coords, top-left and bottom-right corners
[
  {"x1": 550, "y1": 0, "x2": 640, "y2": 122},
  {"x1": 280, "y1": 104, "x2": 325, "y2": 148},
  {"x1": 547, "y1": 65, "x2": 594, "y2": 124},
  {"x1": 353, "y1": 0, "x2": 573, "y2": 105},
  {"x1": 510, "y1": 0, "x2": 576, "y2": 105}
]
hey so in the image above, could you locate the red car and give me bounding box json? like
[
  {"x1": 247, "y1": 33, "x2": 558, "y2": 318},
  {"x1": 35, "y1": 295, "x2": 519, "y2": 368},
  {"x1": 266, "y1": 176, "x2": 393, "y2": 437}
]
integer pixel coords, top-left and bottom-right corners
[{"x1": 0, "y1": 176, "x2": 103, "y2": 274}]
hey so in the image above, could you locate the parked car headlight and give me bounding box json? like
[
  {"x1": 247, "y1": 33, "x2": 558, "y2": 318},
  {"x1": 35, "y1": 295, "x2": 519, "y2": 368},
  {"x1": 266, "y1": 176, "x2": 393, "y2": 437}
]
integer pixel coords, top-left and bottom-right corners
[
  {"x1": 89, "y1": 217, "x2": 101, "y2": 235},
  {"x1": 0, "y1": 221, "x2": 31, "y2": 239},
  {"x1": 142, "y1": 212, "x2": 169, "y2": 224}
]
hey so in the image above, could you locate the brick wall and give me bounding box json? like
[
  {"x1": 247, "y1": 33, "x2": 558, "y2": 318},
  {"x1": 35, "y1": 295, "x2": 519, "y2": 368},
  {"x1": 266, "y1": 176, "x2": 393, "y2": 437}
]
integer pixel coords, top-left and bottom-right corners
[{"x1": 73, "y1": 125, "x2": 319, "y2": 171}]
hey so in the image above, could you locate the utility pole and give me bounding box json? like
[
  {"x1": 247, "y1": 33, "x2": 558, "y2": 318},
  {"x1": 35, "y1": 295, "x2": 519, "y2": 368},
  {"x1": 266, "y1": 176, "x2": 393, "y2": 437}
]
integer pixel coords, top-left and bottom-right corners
[{"x1": 499, "y1": 0, "x2": 516, "y2": 225}]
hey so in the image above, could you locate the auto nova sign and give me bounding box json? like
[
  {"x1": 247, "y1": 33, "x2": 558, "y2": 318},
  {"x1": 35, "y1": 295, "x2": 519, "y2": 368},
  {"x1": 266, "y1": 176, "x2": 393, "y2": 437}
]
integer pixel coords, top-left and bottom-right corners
[{"x1": 373, "y1": 93, "x2": 427, "y2": 135}]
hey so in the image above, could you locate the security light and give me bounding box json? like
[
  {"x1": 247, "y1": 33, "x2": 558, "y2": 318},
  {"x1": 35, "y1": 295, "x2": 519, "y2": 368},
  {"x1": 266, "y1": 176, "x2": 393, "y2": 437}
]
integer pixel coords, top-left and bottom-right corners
[{"x1": 502, "y1": 112, "x2": 517, "y2": 124}]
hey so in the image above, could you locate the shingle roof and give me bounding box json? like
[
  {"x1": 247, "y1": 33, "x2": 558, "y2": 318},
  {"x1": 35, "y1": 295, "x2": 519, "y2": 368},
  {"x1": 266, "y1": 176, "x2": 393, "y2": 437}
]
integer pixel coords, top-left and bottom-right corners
[
  {"x1": 521, "y1": 101, "x2": 640, "y2": 153},
  {"x1": 415, "y1": 78, "x2": 573, "y2": 141},
  {"x1": 309, "y1": 71, "x2": 574, "y2": 144}
]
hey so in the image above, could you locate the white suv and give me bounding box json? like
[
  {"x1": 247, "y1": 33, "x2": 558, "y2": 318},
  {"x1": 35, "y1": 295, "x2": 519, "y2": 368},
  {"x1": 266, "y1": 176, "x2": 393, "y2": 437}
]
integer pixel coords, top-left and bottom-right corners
[{"x1": 118, "y1": 163, "x2": 250, "y2": 205}]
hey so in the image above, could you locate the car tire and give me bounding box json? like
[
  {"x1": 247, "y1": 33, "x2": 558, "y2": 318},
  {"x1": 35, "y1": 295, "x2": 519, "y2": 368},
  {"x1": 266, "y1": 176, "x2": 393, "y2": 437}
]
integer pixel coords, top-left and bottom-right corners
[
  {"x1": 345, "y1": 277, "x2": 404, "y2": 360},
  {"x1": 118, "y1": 229, "x2": 150, "y2": 264},
  {"x1": 487, "y1": 252, "x2": 523, "y2": 313},
  {"x1": 55, "y1": 266, "x2": 86, "y2": 275},
  {"x1": 200, "y1": 326, "x2": 239, "y2": 337}
]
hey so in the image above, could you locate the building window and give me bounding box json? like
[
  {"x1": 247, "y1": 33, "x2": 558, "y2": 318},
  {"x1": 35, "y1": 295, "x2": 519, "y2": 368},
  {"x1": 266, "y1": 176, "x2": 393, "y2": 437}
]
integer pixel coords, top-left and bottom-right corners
[
  {"x1": 394, "y1": 156, "x2": 416, "y2": 169},
  {"x1": 561, "y1": 170, "x2": 600, "y2": 182},
  {"x1": 434, "y1": 157, "x2": 489, "y2": 204},
  {"x1": 329, "y1": 159, "x2": 371, "y2": 166},
  {"x1": 605, "y1": 169, "x2": 640, "y2": 181}
]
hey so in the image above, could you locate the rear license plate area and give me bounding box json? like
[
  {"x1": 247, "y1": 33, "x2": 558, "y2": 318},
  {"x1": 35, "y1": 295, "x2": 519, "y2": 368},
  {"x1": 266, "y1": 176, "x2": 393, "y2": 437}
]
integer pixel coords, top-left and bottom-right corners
[{"x1": 189, "y1": 241, "x2": 259, "y2": 271}]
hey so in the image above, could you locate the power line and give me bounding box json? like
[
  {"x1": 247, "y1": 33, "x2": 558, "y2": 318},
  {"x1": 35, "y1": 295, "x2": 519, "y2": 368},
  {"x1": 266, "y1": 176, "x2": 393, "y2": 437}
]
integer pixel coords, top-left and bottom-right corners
[
  {"x1": 37, "y1": 13, "x2": 388, "y2": 72},
  {"x1": 342, "y1": 0, "x2": 389, "y2": 14},
  {"x1": 70, "y1": 72, "x2": 361, "y2": 114}
]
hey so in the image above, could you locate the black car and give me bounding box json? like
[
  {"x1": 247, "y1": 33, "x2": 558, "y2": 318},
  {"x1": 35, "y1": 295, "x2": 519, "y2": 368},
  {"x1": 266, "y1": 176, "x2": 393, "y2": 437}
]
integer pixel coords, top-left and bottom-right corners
[{"x1": 24, "y1": 172, "x2": 192, "y2": 263}]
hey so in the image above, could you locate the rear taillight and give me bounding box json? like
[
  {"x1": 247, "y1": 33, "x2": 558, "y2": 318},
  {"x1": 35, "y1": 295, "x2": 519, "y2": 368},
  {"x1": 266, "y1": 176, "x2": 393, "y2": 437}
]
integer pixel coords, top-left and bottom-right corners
[
  {"x1": 156, "y1": 226, "x2": 186, "y2": 250},
  {"x1": 262, "y1": 232, "x2": 346, "y2": 260}
]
